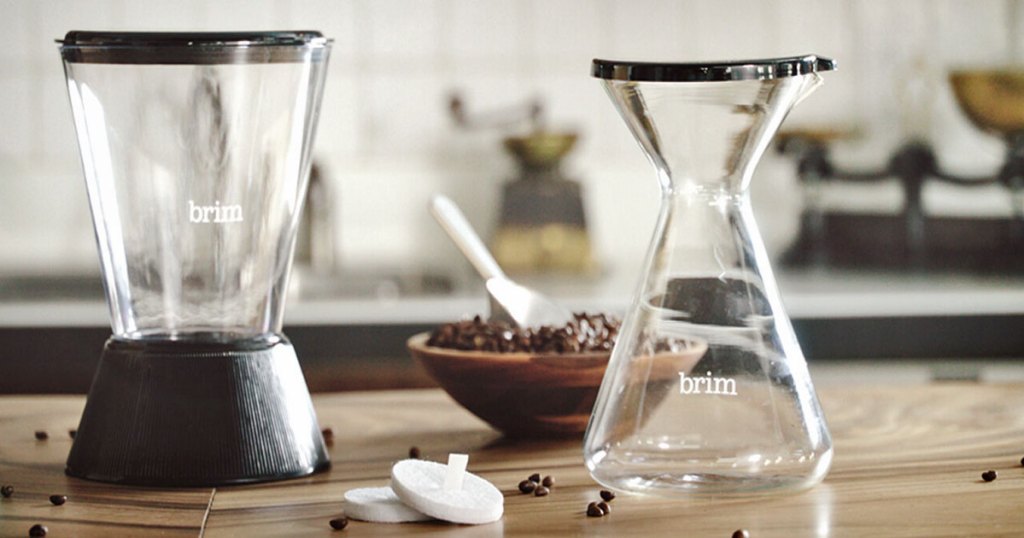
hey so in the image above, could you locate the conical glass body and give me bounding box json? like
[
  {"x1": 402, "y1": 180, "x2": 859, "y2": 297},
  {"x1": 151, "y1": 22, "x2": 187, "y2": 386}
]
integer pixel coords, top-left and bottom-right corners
[
  {"x1": 584, "y1": 56, "x2": 835, "y2": 497},
  {"x1": 59, "y1": 32, "x2": 330, "y2": 342}
]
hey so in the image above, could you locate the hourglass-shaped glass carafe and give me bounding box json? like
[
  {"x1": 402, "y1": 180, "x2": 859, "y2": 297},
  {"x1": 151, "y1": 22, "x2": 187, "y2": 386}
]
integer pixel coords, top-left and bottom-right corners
[{"x1": 584, "y1": 56, "x2": 836, "y2": 497}]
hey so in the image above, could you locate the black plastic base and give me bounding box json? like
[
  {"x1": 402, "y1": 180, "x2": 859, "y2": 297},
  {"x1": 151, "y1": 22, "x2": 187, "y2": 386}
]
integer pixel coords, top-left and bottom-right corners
[{"x1": 66, "y1": 337, "x2": 330, "y2": 487}]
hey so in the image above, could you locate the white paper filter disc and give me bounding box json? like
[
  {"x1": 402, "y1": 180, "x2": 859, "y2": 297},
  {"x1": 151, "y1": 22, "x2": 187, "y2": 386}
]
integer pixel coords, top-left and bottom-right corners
[
  {"x1": 390, "y1": 459, "x2": 504, "y2": 525},
  {"x1": 344, "y1": 486, "x2": 433, "y2": 523}
]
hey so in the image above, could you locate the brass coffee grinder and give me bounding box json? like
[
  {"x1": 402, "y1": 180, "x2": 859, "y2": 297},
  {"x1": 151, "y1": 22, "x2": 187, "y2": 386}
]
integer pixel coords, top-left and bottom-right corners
[{"x1": 449, "y1": 94, "x2": 596, "y2": 274}]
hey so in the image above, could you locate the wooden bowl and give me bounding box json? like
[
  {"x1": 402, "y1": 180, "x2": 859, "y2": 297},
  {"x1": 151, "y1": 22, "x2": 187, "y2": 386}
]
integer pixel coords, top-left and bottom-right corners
[{"x1": 407, "y1": 332, "x2": 707, "y2": 438}]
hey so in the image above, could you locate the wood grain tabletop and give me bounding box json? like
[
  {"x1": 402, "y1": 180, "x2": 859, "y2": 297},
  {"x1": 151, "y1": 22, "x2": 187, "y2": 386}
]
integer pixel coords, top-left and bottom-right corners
[{"x1": 1, "y1": 383, "x2": 1023, "y2": 537}]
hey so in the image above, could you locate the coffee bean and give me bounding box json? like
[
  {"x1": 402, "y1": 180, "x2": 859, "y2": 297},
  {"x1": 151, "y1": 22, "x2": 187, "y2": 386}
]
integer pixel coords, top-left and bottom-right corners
[
  {"x1": 428, "y1": 313, "x2": 622, "y2": 354},
  {"x1": 409, "y1": 446, "x2": 421, "y2": 459},
  {"x1": 541, "y1": 475, "x2": 554, "y2": 488},
  {"x1": 534, "y1": 485, "x2": 549, "y2": 497},
  {"x1": 329, "y1": 516, "x2": 349, "y2": 530},
  {"x1": 586, "y1": 501, "x2": 604, "y2": 517},
  {"x1": 29, "y1": 524, "x2": 47, "y2": 537},
  {"x1": 1020, "y1": 456, "x2": 1024, "y2": 467},
  {"x1": 68, "y1": 429, "x2": 76, "y2": 439},
  {"x1": 597, "y1": 501, "x2": 610, "y2": 514},
  {"x1": 1, "y1": 485, "x2": 13, "y2": 498},
  {"x1": 518, "y1": 480, "x2": 536, "y2": 494},
  {"x1": 528, "y1": 473, "x2": 541, "y2": 483},
  {"x1": 599, "y1": 489, "x2": 615, "y2": 502},
  {"x1": 49, "y1": 494, "x2": 67, "y2": 506},
  {"x1": 321, "y1": 427, "x2": 334, "y2": 438},
  {"x1": 982, "y1": 470, "x2": 997, "y2": 482},
  {"x1": 732, "y1": 530, "x2": 750, "y2": 538},
  {"x1": 34, "y1": 431, "x2": 48, "y2": 441}
]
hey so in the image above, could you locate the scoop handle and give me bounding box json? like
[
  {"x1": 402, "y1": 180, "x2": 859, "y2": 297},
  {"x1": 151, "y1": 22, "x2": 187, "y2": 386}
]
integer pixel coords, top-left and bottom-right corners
[{"x1": 429, "y1": 195, "x2": 506, "y2": 281}]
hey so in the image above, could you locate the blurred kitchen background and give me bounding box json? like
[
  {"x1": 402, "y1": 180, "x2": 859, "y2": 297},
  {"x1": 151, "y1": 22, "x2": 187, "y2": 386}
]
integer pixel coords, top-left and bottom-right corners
[{"x1": 1, "y1": 0, "x2": 1023, "y2": 392}]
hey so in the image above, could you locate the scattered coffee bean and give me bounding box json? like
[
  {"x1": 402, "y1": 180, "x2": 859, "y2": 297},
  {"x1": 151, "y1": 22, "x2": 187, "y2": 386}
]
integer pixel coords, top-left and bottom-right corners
[
  {"x1": 1020, "y1": 456, "x2": 1024, "y2": 467},
  {"x1": 599, "y1": 489, "x2": 615, "y2": 502},
  {"x1": 1, "y1": 485, "x2": 13, "y2": 498},
  {"x1": 597, "y1": 501, "x2": 610, "y2": 514},
  {"x1": 982, "y1": 470, "x2": 997, "y2": 482},
  {"x1": 428, "y1": 313, "x2": 621, "y2": 354},
  {"x1": 68, "y1": 429, "x2": 76, "y2": 439},
  {"x1": 586, "y1": 501, "x2": 605, "y2": 517},
  {"x1": 321, "y1": 427, "x2": 334, "y2": 438},
  {"x1": 732, "y1": 530, "x2": 750, "y2": 538},
  {"x1": 541, "y1": 475, "x2": 554, "y2": 488},
  {"x1": 329, "y1": 516, "x2": 349, "y2": 530},
  {"x1": 518, "y1": 480, "x2": 536, "y2": 494},
  {"x1": 409, "y1": 446, "x2": 421, "y2": 459},
  {"x1": 528, "y1": 473, "x2": 541, "y2": 483},
  {"x1": 34, "y1": 431, "x2": 48, "y2": 441},
  {"x1": 29, "y1": 524, "x2": 47, "y2": 537},
  {"x1": 534, "y1": 485, "x2": 549, "y2": 497},
  {"x1": 49, "y1": 494, "x2": 67, "y2": 506}
]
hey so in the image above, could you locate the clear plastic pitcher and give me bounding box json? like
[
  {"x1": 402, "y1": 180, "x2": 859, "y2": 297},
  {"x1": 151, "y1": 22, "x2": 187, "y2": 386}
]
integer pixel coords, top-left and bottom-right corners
[
  {"x1": 583, "y1": 56, "x2": 836, "y2": 497},
  {"x1": 59, "y1": 31, "x2": 332, "y2": 486},
  {"x1": 60, "y1": 31, "x2": 330, "y2": 343}
]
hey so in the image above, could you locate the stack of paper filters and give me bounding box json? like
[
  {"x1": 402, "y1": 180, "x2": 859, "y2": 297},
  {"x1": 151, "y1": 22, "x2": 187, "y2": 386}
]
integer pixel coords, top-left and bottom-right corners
[{"x1": 344, "y1": 454, "x2": 504, "y2": 525}]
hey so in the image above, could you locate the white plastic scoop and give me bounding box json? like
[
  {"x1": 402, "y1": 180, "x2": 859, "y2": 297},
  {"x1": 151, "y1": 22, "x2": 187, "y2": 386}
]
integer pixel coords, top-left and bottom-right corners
[{"x1": 429, "y1": 195, "x2": 572, "y2": 328}]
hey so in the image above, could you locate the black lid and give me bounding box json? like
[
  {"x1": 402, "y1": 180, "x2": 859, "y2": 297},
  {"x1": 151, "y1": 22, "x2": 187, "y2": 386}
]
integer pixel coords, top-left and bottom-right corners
[
  {"x1": 592, "y1": 55, "x2": 836, "y2": 82},
  {"x1": 59, "y1": 31, "x2": 331, "y2": 65}
]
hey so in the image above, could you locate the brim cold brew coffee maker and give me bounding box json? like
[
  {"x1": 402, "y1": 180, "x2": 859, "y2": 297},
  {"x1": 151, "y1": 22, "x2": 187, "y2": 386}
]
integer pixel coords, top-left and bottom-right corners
[
  {"x1": 58, "y1": 31, "x2": 332, "y2": 486},
  {"x1": 583, "y1": 56, "x2": 836, "y2": 497}
]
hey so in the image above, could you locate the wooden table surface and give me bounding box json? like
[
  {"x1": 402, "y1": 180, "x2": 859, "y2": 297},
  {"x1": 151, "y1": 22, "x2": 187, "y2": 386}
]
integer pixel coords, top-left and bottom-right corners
[{"x1": 1, "y1": 383, "x2": 1023, "y2": 537}]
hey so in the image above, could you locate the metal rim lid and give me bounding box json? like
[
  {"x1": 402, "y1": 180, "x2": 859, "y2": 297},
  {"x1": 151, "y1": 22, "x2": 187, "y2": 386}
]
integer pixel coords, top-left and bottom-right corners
[
  {"x1": 592, "y1": 55, "x2": 836, "y2": 82},
  {"x1": 58, "y1": 31, "x2": 331, "y2": 65}
]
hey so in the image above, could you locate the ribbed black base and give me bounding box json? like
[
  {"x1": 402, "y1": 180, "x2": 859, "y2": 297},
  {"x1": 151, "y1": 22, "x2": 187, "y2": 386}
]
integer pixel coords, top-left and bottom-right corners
[{"x1": 66, "y1": 337, "x2": 330, "y2": 487}]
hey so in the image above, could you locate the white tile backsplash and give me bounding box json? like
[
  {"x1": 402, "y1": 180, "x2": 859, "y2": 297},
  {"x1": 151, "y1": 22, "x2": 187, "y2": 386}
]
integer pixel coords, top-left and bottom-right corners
[
  {"x1": 0, "y1": 73, "x2": 36, "y2": 157},
  {"x1": 605, "y1": 0, "x2": 686, "y2": 60},
  {"x1": 448, "y1": 0, "x2": 525, "y2": 61},
  {"x1": 0, "y1": 0, "x2": 36, "y2": 67},
  {"x1": 529, "y1": 0, "x2": 605, "y2": 61},
  {"x1": 934, "y1": 0, "x2": 1011, "y2": 67},
  {"x1": 361, "y1": 0, "x2": 443, "y2": 60},
  {"x1": 0, "y1": 0, "x2": 1014, "y2": 275}
]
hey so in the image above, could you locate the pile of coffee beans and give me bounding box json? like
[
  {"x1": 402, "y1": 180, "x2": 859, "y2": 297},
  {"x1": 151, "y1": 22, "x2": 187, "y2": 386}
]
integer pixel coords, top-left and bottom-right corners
[
  {"x1": 517, "y1": 472, "x2": 555, "y2": 497},
  {"x1": 585, "y1": 490, "x2": 615, "y2": 517},
  {"x1": 428, "y1": 313, "x2": 620, "y2": 354}
]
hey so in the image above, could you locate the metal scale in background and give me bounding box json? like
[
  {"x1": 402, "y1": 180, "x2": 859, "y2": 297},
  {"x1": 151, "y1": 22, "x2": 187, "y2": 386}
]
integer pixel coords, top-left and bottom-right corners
[
  {"x1": 779, "y1": 70, "x2": 1024, "y2": 273},
  {"x1": 449, "y1": 93, "x2": 597, "y2": 275}
]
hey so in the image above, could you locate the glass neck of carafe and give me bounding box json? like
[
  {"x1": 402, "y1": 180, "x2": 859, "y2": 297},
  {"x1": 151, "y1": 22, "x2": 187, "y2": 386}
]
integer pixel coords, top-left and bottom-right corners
[{"x1": 603, "y1": 74, "x2": 822, "y2": 198}]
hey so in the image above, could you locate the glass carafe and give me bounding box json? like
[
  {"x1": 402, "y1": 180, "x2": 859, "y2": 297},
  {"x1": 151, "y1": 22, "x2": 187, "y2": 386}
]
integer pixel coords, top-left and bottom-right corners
[{"x1": 583, "y1": 56, "x2": 836, "y2": 496}]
